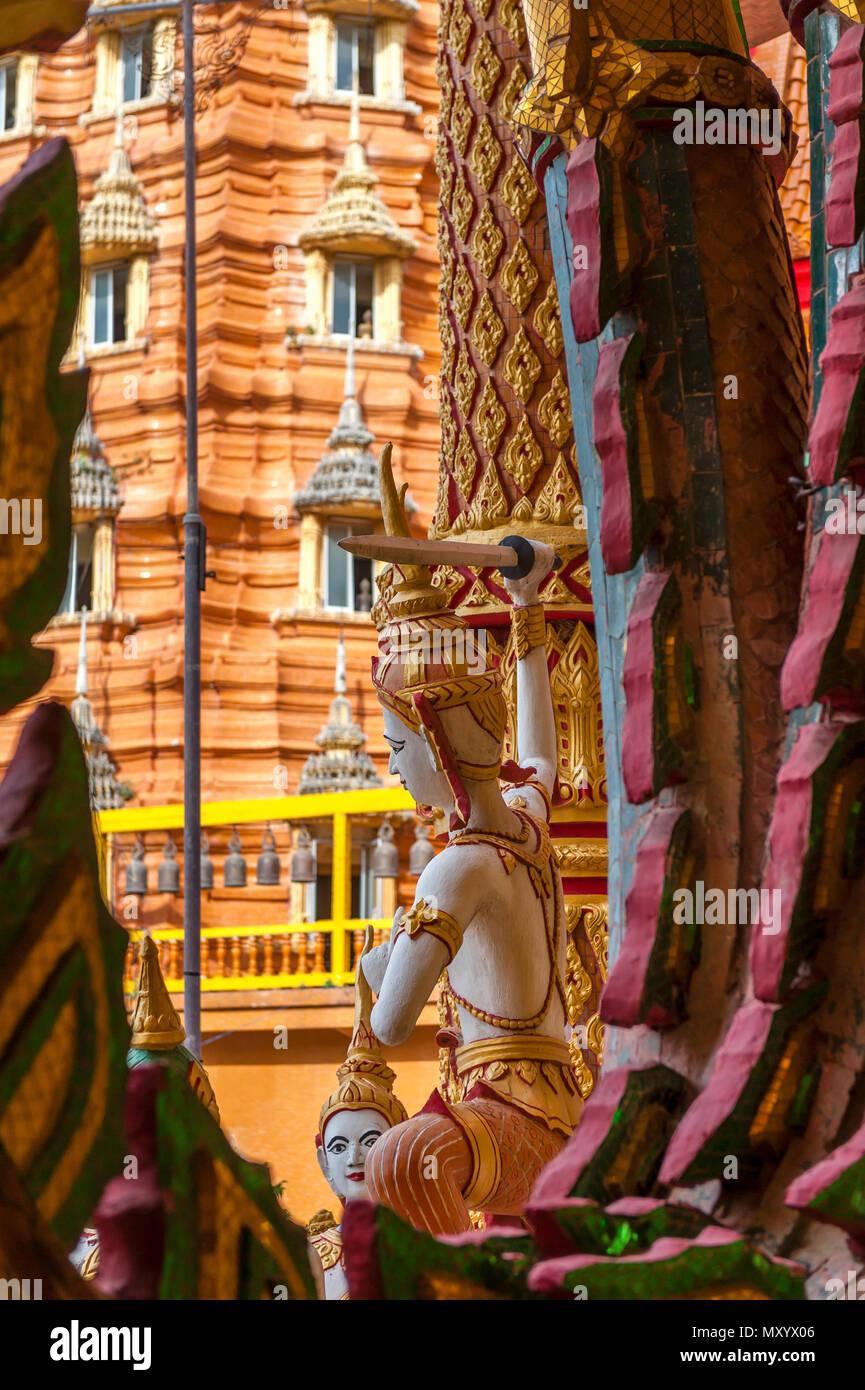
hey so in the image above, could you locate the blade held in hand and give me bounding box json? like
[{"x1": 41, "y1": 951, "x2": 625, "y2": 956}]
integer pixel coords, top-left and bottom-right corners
[{"x1": 338, "y1": 533, "x2": 561, "y2": 579}]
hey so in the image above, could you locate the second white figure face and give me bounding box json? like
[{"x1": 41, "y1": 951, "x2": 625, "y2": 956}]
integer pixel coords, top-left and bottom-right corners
[{"x1": 318, "y1": 1108, "x2": 389, "y2": 1204}]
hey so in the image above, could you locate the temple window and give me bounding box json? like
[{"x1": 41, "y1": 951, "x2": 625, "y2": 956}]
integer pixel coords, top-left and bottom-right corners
[
  {"x1": 62, "y1": 522, "x2": 95, "y2": 616},
  {"x1": 120, "y1": 24, "x2": 155, "y2": 104},
  {"x1": 74, "y1": 129, "x2": 157, "y2": 358},
  {"x1": 90, "y1": 11, "x2": 176, "y2": 116},
  {"x1": 323, "y1": 521, "x2": 373, "y2": 612},
  {"x1": 90, "y1": 262, "x2": 129, "y2": 347},
  {"x1": 334, "y1": 19, "x2": 375, "y2": 95},
  {"x1": 0, "y1": 54, "x2": 38, "y2": 137},
  {"x1": 0, "y1": 58, "x2": 18, "y2": 130},
  {"x1": 298, "y1": 102, "x2": 415, "y2": 347},
  {"x1": 331, "y1": 259, "x2": 375, "y2": 337},
  {"x1": 303, "y1": 1, "x2": 416, "y2": 106}
]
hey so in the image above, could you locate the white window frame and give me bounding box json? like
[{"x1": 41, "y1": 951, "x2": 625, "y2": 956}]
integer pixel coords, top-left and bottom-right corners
[
  {"x1": 0, "y1": 58, "x2": 18, "y2": 133},
  {"x1": 61, "y1": 522, "x2": 95, "y2": 616},
  {"x1": 333, "y1": 18, "x2": 376, "y2": 97},
  {"x1": 120, "y1": 22, "x2": 155, "y2": 105},
  {"x1": 90, "y1": 262, "x2": 129, "y2": 349},
  {"x1": 330, "y1": 256, "x2": 375, "y2": 339},
  {"x1": 322, "y1": 520, "x2": 373, "y2": 613}
]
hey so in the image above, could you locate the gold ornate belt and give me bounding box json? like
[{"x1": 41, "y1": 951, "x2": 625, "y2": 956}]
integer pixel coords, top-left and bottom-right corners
[{"x1": 455, "y1": 1034, "x2": 572, "y2": 1073}]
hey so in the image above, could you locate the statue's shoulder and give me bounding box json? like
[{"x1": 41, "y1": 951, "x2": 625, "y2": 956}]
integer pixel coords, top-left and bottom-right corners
[{"x1": 307, "y1": 1209, "x2": 343, "y2": 1273}]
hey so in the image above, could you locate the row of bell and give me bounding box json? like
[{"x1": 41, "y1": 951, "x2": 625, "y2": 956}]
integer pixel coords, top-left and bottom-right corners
[{"x1": 124, "y1": 820, "x2": 436, "y2": 897}]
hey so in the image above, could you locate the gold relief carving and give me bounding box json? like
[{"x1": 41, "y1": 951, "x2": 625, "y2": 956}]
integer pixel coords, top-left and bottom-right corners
[
  {"x1": 469, "y1": 34, "x2": 502, "y2": 105},
  {"x1": 453, "y1": 343, "x2": 479, "y2": 416},
  {"x1": 565, "y1": 933, "x2": 593, "y2": 1018},
  {"x1": 430, "y1": 563, "x2": 463, "y2": 606},
  {"x1": 503, "y1": 415, "x2": 543, "y2": 491},
  {"x1": 500, "y1": 156, "x2": 537, "y2": 226},
  {"x1": 450, "y1": 85, "x2": 473, "y2": 157},
  {"x1": 499, "y1": 61, "x2": 528, "y2": 129},
  {"x1": 471, "y1": 0, "x2": 493, "y2": 17},
  {"x1": 538, "y1": 371, "x2": 573, "y2": 447},
  {"x1": 474, "y1": 378, "x2": 507, "y2": 456},
  {"x1": 466, "y1": 460, "x2": 508, "y2": 529},
  {"x1": 437, "y1": 57, "x2": 455, "y2": 126},
  {"x1": 511, "y1": 495, "x2": 533, "y2": 522},
  {"x1": 498, "y1": 0, "x2": 526, "y2": 48},
  {"x1": 457, "y1": 567, "x2": 497, "y2": 611},
  {"x1": 503, "y1": 326, "x2": 542, "y2": 406},
  {"x1": 571, "y1": 1047, "x2": 594, "y2": 1100},
  {"x1": 453, "y1": 427, "x2": 481, "y2": 499},
  {"x1": 470, "y1": 202, "x2": 504, "y2": 279},
  {"x1": 451, "y1": 169, "x2": 476, "y2": 242},
  {"x1": 440, "y1": 399, "x2": 457, "y2": 457},
  {"x1": 555, "y1": 841, "x2": 609, "y2": 874},
  {"x1": 468, "y1": 115, "x2": 503, "y2": 193},
  {"x1": 440, "y1": 313, "x2": 456, "y2": 380},
  {"x1": 436, "y1": 138, "x2": 455, "y2": 211},
  {"x1": 453, "y1": 262, "x2": 475, "y2": 330},
  {"x1": 585, "y1": 1012, "x2": 604, "y2": 1065},
  {"x1": 549, "y1": 622, "x2": 606, "y2": 804},
  {"x1": 430, "y1": 472, "x2": 452, "y2": 538},
  {"x1": 499, "y1": 238, "x2": 539, "y2": 314},
  {"x1": 448, "y1": 0, "x2": 474, "y2": 66},
  {"x1": 439, "y1": 236, "x2": 456, "y2": 299},
  {"x1": 470, "y1": 290, "x2": 505, "y2": 367},
  {"x1": 582, "y1": 903, "x2": 608, "y2": 981},
  {"x1": 534, "y1": 452, "x2": 581, "y2": 526},
  {"x1": 533, "y1": 279, "x2": 564, "y2": 357}
]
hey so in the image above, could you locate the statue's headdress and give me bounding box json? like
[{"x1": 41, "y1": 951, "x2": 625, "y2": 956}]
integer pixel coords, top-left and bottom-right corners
[
  {"x1": 371, "y1": 445, "x2": 507, "y2": 826},
  {"x1": 317, "y1": 924, "x2": 408, "y2": 1145}
]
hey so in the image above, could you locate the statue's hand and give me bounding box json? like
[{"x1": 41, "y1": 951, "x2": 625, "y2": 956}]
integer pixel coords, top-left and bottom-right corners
[
  {"x1": 360, "y1": 939, "x2": 392, "y2": 995},
  {"x1": 502, "y1": 539, "x2": 555, "y2": 607}
]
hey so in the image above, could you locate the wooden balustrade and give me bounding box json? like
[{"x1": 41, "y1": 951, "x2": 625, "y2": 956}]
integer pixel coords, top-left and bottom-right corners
[{"x1": 123, "y1": 920, "x2": 385, "y2": 993}]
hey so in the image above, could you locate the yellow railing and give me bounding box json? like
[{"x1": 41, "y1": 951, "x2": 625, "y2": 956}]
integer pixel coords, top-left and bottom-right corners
[{"x1": 97, "y1": 788, "x2": 416, "y2": 993}]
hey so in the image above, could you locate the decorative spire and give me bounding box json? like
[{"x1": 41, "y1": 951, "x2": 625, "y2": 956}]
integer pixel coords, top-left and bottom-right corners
[
  {"x1": 298, "y1": 634, "x2": 383, "y2": 794},
  {"x1": 317, "y1": 924, "x2": 408, "y2": 1142},
  {"x1": 80, "y1": 117, "x2": 157, "y2": 257},
  {"x1": 71, "y1": 410, "x2": 120, "y2": 514},
  {"x1": 71, "y1": 609, "x2": 97, "y2": 744},
  {"x1": 69, "y1": 609, "x2": 134, "y2": 811},
  {"x1": 129, "y1": 934, "x2": 186, "y2": 1049},
  {"x1": 297, "y1": 102, "x2": 416, "y2": 259}
]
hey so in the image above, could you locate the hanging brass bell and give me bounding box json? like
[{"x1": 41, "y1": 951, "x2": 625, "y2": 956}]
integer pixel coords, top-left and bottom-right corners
[
  {"x1": 409, "y1": 822, "x2": 435, "y2": 876},
  {"x1": 157, "y1": 835, "x2": 180, "y2": 895},
  {"x1": 200, "y1": 833, "x2": 214, "y2": 891},
  {"x1": 290, "y1": 826, "x2": 316, "y2": 884},
  {"x1": 125, "y1": 836, "x2": 148, "y2": 896},
  {"x1": 256, "y1": 828, "x2": 280, "y2": 886},
  {"x1": 224, "y1": 830, "x2": 247, "y2": 888},
  {"x1": 371, "y1": 820, "x2": 399, "y2": 878}
]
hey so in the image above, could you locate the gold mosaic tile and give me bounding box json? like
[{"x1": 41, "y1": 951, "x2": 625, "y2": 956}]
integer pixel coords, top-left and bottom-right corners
[
  {"x1": 469, "y1": 33, "x2": 502, "y2": 105},
  {"x1": 475, "y1": 378, "x2": 507, "y2": 455},
  {"x1": 470, "y1": 290, "x2": 505, "y2": 365},
  {"x1": 503, "y1": 326, "x2": 542, "y2": 405},
  {"x1": 501, "y1": 156, "x2": 537, "y2": 226},
  {"x1": 453, "y1": 261, "x2": 476, "y2": 330},
  {"x1": 468, "y1": 115, "x2": 503, "y2": 192},
  {"x1": 452, "y1": 168, "x2": 476, "y2": 241},
  {"x1": 470, "y1": 202, "x2": 504, "y2": 279},
  {"x1": 500, "y1": 238, "x2": 539, "y2": 313},
  {"x1": 504, "y1": 414, "x2": 543, "y2": 491}
]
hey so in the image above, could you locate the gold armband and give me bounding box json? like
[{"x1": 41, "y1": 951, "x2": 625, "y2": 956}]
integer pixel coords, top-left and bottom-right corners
[
  {"x1": 393, "y1": 897, "x2": 464, "y2": 964},
  {"x1": 512, "y1": 603, "x2": 546, "y2": 660}
]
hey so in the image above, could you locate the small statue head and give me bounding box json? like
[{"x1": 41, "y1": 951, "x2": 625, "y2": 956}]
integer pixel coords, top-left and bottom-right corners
[
  {"x1": 316, "y1": 925, "x2": 408, "y2": 1207},
  {"x1": 370, "y1": 445, "x2": 507, "y2": 829}
]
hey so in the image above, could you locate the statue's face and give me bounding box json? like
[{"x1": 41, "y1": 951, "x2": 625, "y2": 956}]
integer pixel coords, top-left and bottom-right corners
[
  {"x1": 382, "y1": 705, "x2": 449, "y2": 805},
  {"x1": 318, "y1": 1108, "x2": 389, "y2": 1204}
]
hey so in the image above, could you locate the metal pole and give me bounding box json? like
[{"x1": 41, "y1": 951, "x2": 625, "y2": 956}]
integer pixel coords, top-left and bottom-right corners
[{"x1": 182, "y1": 0, "x2": 202, "y2": 1060}]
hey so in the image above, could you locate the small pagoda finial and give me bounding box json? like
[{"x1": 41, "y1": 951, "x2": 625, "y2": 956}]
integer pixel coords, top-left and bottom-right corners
[
  {"x1": 335, "y1": 629, "x2": 347, "y2": 696},
  {"x1": 129, "y1": 934, "x2": 187, "y2": 1049}
]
